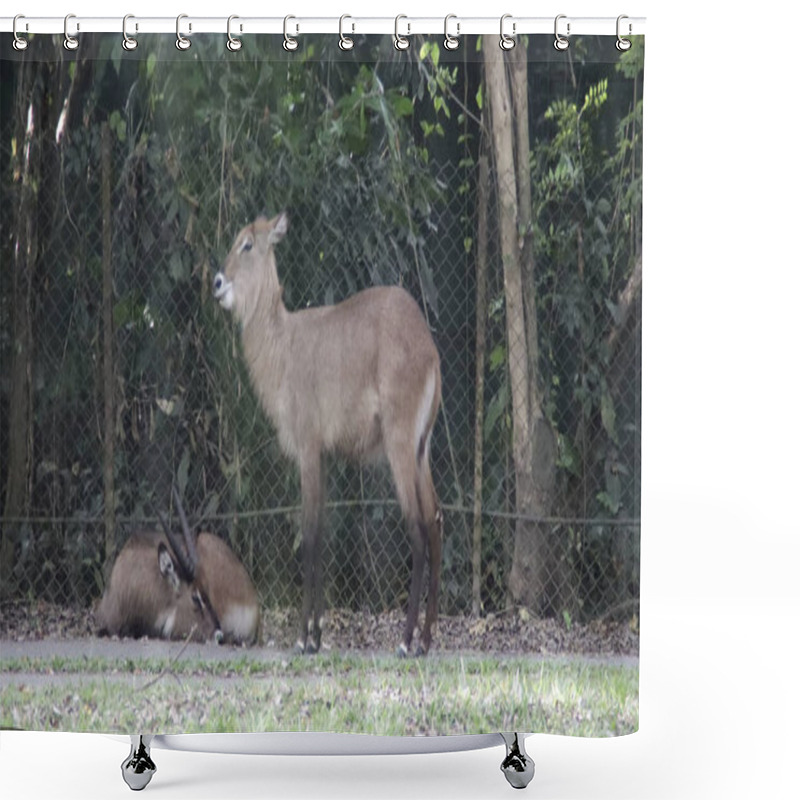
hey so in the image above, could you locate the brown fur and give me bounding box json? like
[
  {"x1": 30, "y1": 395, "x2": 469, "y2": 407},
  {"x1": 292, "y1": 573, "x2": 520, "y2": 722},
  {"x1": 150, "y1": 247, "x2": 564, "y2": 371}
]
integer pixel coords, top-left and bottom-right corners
[
  {"x1": 214, "y1": 212, "x2": 442, "y2": 655},
  {"x1": 95, "y1": 531, "x2": 261, "y2": 645}
]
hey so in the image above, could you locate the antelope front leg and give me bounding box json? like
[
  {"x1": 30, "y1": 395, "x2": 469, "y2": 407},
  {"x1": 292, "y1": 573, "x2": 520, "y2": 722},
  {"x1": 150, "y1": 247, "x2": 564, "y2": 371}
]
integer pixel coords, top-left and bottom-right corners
[
  {"x1": 398, "y1": 519, "x2": 426, "y2": 658},
  {"x1": 296, "y1": 450, "x2": 324, "y2": 655},
  {"x1": 419, "y1": 507, "x2": 443, "y2": 655},
  {"x1": 297, "y1": 526, "x2": 321, "y2": 655},
  {"x1": 121, "y1": 735, "x2": 156, "y2": 791}
]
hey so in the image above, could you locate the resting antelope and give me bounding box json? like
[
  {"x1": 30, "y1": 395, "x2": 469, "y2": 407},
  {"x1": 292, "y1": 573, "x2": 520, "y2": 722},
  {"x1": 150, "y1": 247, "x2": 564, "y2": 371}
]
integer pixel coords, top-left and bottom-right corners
[
  {"x1": 95, "y1": 492, "x2": 260, "y2": 645},
  {"x1": 213, "y1": 212, "x2": 442, "y2": 656}
]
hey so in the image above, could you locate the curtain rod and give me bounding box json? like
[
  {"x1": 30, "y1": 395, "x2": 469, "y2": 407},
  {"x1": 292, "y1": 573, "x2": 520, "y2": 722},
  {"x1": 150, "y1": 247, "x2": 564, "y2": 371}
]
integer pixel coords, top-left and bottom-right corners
[{"x1": 1, "y1": 15, "x2": 646, "y2": 37}]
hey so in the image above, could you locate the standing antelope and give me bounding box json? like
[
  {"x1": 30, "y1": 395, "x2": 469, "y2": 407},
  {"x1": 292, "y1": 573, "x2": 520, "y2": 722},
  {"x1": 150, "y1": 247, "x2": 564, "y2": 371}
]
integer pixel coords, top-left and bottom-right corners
[
  {"x1": 95, "y1": 492, "x2": 261, "y2": 645},
  {"x1": 213, "y1": 212, "x2": 442, "y2": 656}
]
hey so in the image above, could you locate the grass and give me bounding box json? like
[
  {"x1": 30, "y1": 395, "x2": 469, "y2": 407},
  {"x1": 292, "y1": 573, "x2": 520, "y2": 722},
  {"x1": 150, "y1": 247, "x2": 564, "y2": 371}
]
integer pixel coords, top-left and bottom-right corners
[{"x1": 1, "y1": 653, "x2": 638, "y2": 737}]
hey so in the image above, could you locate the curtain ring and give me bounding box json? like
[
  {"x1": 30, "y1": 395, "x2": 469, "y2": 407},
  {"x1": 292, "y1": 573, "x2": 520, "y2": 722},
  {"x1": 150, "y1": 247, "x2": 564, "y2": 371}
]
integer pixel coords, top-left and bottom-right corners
[
  {"x1": 227, "y1": 15, "x2": 242, "y2": 51},
  {"x1": 499, "y1": 14, "x2": 515, "y2": 51},
  {"x1": 554, "y1": 14, "x2": 570, "y2": 51},
  {"x1": 443, "y1": 14, "x2": 460, "y2": 51},
  {"x1": 122, "y1": 15, "x2": 138, "y2": 51},
  {"x1": 64, "y1": 13, "x2": 79, "y2": 51},
  {"x1": 616, "y1": 15, "x2": 632, "y2": 51},
  {"x1": 176, "y1": 14, "x2": 191, "y2": 50},
  {"x1": 283, "y1": 15, "x2": 298, "y2": 51},
  {"x1": 339, "y1": 15, "x2": 354, "y2": 51},
  {"x1": 12, "y1": 15, "x2": 29, "y2": 51},
  {"x1": 394, "y1": 15, "x2": 410, "y2": 51}
]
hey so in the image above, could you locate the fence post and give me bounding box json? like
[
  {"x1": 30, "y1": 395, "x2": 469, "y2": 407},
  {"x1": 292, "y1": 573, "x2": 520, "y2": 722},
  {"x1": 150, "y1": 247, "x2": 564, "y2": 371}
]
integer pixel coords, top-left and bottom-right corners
[
  {"x1": 471, "y1": 155, "x2": 489, "y2": 616},
  {"x1": 101, "y1": 121, "x2": 116, "y2": 574}
]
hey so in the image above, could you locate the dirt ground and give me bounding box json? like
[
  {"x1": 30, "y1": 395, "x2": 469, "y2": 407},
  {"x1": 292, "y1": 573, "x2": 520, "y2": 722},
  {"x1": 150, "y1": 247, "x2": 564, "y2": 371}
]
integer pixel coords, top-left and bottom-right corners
[{"x1": 0, "y1": 600, "x2": 638, "y2": 660}]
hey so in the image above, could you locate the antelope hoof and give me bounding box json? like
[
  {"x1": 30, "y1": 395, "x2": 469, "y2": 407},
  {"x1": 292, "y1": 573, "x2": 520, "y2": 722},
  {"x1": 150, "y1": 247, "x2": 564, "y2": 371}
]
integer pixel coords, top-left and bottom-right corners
[
  {"x1": 414, "y1": 644, "x2": 429, "y2": 658},
  {"x1": 293, "y1": 640, "x2": 306, "y2": 656},
  {"x1": 396, "y1": 642, "x2": 410, "y2": 659}
]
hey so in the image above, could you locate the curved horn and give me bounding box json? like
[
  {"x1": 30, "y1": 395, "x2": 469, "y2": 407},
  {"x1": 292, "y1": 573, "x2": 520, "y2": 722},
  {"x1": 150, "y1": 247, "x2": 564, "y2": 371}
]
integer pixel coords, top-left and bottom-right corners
[
  {"x1": 172, "y1": 487, "x2": 199, "y2": 576},
  {"x1": 155, "y1": 507, "x2": 195, "y2": 581}
]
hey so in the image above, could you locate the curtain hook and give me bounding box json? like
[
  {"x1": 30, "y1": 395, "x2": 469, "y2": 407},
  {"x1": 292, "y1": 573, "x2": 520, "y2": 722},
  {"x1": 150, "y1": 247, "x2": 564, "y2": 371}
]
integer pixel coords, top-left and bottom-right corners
[
  {"x1": 64, "y1": 13, "x2": 79, "y2": 51},
  {"x1": 394, "y1": 15, "x2": 410, "y2": 51},
  {"x1": 443, "y1": 14, "x2": 460, "y2": 51},
  {"x1": 283, "y1": 15, "x2": 298, "y2": 51},
  {"x1": 122, "y1": 15, "x2": 138, "y2": 51},
  {"x1": 227, "y1": 15, "x2": 242, "y2": 51},
  {"x1": 339, "y1": 15, "x2": 354, "y2": 51},
  {"x1": 176, "y1": 14, "x2": 191, "y2": 50},
  {"x1": 616, "y1": 15, "x2": 632, "y2": 51},
  {"x1": 499, "y1": 14, "x2": 515, "y2": 51},
  {"x1": 12, "y1": 14, "x2": 29, "y2": 51},
  {"x1": 554, "y1": 14, "x2": 570, "y2": 51}
]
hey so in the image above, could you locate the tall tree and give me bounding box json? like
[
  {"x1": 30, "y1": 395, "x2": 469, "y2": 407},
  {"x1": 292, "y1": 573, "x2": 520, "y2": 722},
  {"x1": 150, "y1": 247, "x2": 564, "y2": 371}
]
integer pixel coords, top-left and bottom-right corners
[
  {"x1": 484, "y1": 39, "x2": 556, "y2": 614},
  {"x1": 1, "y1": 61, "x2": 39, "y2": 591},
  {"x1": 471, "y1": 154, "x2": 490, "y2": 615}
]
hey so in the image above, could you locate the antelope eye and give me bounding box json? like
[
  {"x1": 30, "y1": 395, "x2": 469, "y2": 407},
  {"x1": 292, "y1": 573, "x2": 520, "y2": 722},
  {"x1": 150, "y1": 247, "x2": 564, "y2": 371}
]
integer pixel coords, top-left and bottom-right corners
[
  {"x1": 239, "y1": 238, "x2": 253, "y2": 254},
  {"x1": 192, "y1": 592, "x2": 204, "y2": 610}
]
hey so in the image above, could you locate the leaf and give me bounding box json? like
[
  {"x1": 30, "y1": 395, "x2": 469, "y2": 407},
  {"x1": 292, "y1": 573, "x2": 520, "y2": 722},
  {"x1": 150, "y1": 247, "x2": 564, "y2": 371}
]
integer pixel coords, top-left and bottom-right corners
[
  {"x1": 594, "y1": 216, "x2": 608, "y2": 236},
  {"x1": 203, "y1": 493, "x2": 220, "y2": 520},
  {"x1": 605, "y1": 298, "x2": 623, "y2": 326},
  {"x1": 417, "y1": 250, "x2": 439, "y2": 319},
  {"x1": 596, "y1": 489, "x2": 621, "y2": 515},
  {"x1": 556, "y1": 433, "x2": 581, "y2": 478},
  {"x1": 475, "y1": 83, "x2": 483, "y2": 111},
  {"x1": 168, "y1": 252, "x2": 187, "y2": 283},
  {"x1": 391, "y1": 95, "x2": 414, "y2": 118},
  {"x1": 600, "y1": 390, "x2": 619, "y2": 444},
  {"x1": 484, "y1": 381, "x2": 509, "y2": 441},
  {"x1": 156, "y1": 397, "x2": 176, "y2": 416},
  {"x1": 489, "y1": 344, "x2": 506, "y2": 373}
]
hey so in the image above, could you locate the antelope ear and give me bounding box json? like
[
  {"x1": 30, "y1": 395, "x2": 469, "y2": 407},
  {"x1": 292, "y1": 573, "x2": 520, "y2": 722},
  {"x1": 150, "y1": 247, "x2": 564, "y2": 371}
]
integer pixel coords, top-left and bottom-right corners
[
  {"x1": 269, "y1": 211, "x2": 289, "y2": 244},
  {"x1": 158, "y1": 544, "x2": 181, "y2": 591}
]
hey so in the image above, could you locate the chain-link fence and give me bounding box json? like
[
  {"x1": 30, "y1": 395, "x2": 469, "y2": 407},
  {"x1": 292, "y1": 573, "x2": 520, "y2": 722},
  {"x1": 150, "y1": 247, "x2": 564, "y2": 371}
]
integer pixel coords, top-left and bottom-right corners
[{"x1": 1, "y1": 36, "x2": 641, "y2": 631}]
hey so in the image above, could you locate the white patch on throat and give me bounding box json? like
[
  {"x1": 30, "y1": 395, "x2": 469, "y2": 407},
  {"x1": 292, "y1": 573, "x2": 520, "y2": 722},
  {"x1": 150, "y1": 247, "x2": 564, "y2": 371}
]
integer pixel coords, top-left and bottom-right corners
[{"x1": 218, "y1": 285, "x2": 234, "y2": 311}]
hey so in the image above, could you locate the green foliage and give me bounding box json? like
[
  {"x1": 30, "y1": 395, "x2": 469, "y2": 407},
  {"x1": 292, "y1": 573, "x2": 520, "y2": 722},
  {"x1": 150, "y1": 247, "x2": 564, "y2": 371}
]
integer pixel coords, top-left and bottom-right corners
[
  {"x1": 523, "y1": 50, "x2": 642, "y2": 616},
  {"x1": 532, "y1": 62, "x2": 642, "y2": 510}
]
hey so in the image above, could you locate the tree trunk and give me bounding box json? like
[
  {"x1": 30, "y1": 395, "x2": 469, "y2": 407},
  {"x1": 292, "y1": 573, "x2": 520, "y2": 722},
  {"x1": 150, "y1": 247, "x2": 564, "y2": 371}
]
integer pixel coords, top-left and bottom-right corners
[
  {"x1": 1, "y1": 62, "x2": 40, "y2": 592},
  {"x1": 485, "y1": 41, "x2": 558, "y2": 613},
  {"x1": 606, "y1": 255, "x2": 643, "y2": 356},
  {"x1": 484, "y1": 41, "x2": 553, "y2": 613},
  {"x1": 509, "y1": 45, "x2": 560, "y2": 613},
  {"x1": 471, "y1": 154, "x2": 490, "y2": 616}
]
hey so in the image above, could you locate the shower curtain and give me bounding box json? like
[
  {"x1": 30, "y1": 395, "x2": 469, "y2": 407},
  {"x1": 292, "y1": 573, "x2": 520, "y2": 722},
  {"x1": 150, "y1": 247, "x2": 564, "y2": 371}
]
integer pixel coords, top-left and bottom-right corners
[{"x1": 1, "y1": 21, "x2": 642, "y2": 740}]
